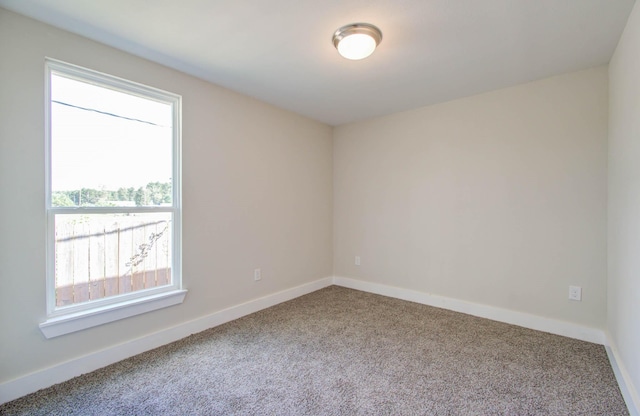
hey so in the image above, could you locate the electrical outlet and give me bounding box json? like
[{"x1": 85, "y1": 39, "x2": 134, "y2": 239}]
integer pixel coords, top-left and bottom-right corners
[
  {"x1": 569, "y1": 286, "x2": 582, "y2": 301},
  {"x1": 254, "y1": 268, "x2": 261, "y2": 281},
  {"x1": 355, "y1": 256, "x2": 361, "y2": 266}
]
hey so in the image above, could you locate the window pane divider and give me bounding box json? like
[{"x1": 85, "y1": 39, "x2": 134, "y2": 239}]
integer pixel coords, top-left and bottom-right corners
[{"x1": 49, "y1": 206, "x2": 176, "y2": 214}]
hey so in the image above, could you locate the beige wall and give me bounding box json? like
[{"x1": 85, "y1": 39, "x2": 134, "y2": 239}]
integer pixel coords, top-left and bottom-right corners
[
  {"x1": 0, "y1": 9, "x2": 333, "y2": 384},
  {"x1": 609, "y1": 0, "x2": 640, "y2": 406},
  {"x1": 334, "y1": 67, "x2": 608, "y2": 328}
]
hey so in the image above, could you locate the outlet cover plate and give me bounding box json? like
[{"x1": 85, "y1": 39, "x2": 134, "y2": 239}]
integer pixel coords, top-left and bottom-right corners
[{"x1": 569, "y1": 286, "x2": 582, "y2": 301}]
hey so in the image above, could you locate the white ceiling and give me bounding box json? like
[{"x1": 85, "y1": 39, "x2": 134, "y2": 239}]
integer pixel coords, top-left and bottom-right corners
[{"x1": 0, "y1": 0, "x2": 635, "y2": 125}]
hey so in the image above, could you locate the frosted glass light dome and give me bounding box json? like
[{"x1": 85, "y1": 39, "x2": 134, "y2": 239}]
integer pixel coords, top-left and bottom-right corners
[{"x1": 333, "y1": 23, "x2": 382, "y2": 60}]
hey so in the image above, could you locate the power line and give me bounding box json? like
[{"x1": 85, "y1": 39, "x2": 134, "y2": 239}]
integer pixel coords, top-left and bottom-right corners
[{"x1": 52, "y1": 100, "x2": 170, "y2": 127}]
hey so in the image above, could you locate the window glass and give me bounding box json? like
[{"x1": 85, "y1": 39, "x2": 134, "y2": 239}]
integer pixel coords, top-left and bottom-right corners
[
  {"x1": 54, "y1": 213, "x2": 173, "y2": 306},
  {"x1": 50, "y1": 74, "x2": 173, "y2": 207}
]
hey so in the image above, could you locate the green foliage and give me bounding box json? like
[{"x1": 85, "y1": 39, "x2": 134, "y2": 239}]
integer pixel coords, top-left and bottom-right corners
[
  {"x1": 51, "y1": 192, "x2": 75, "y2": 207},
  {"x1": 134, "y1": 187, "x2": 147, "y2": 206},
  {"x1": 146, "y1": 181, "x2": 172, "y2": 205},
  {"x1": 52, "y1": 182, "x2": 172, "y2": 207}
]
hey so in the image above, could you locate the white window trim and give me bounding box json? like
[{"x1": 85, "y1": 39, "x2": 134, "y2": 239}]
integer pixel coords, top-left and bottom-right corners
[
  {"x1": 39, "y1": 290, "x2": 188, "y2": 339},
  {"x1": 41, "y1": 58, "x2": 185, "y2": 338}
]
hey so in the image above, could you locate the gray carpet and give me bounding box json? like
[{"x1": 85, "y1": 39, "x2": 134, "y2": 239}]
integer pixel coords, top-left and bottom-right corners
[{"x1": 0, "y1": 286, "x2": 628, "y2": 415}]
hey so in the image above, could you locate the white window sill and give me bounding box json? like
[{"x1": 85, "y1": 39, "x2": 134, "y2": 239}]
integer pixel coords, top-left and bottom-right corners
[{"x1": 39, "y1": 289, "x2": 188, "y2": 339}]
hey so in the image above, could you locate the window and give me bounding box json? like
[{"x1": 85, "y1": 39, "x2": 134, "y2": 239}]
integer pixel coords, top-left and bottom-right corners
[{"x1": 41, "y1": 59, "x2": 185, "y2": 338}]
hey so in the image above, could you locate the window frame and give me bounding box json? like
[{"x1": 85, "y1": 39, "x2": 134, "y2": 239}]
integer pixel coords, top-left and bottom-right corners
[{"x1": 41, "y1": 58, "x2": 185, "y2": 338}]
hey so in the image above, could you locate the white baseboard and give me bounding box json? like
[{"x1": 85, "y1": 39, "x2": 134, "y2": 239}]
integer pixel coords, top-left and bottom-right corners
[
  {"x1": 0, "y1": 276, "x2": 333, "y2": 405},
  {"x1": 333, "y1": 276, "x2": 606, "y2": 344},
  {"x1": 605, "y1": 336, "x2": 640, "y2": 416}
]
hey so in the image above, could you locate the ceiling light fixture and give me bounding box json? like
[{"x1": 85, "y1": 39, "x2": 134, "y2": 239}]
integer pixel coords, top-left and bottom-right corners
[{"x1": 332, "y1": 23, "x2": 382, "y2": 60}]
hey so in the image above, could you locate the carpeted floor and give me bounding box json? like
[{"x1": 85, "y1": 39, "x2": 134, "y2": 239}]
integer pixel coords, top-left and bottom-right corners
[{"x1": 0, "y1": 286, "x2": 628, "y2": 415}]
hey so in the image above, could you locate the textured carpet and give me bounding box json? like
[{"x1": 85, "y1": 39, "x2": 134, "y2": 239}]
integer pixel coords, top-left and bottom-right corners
[{"x1": 0, "y1": 286, "x2": 628, "y2": 415}]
